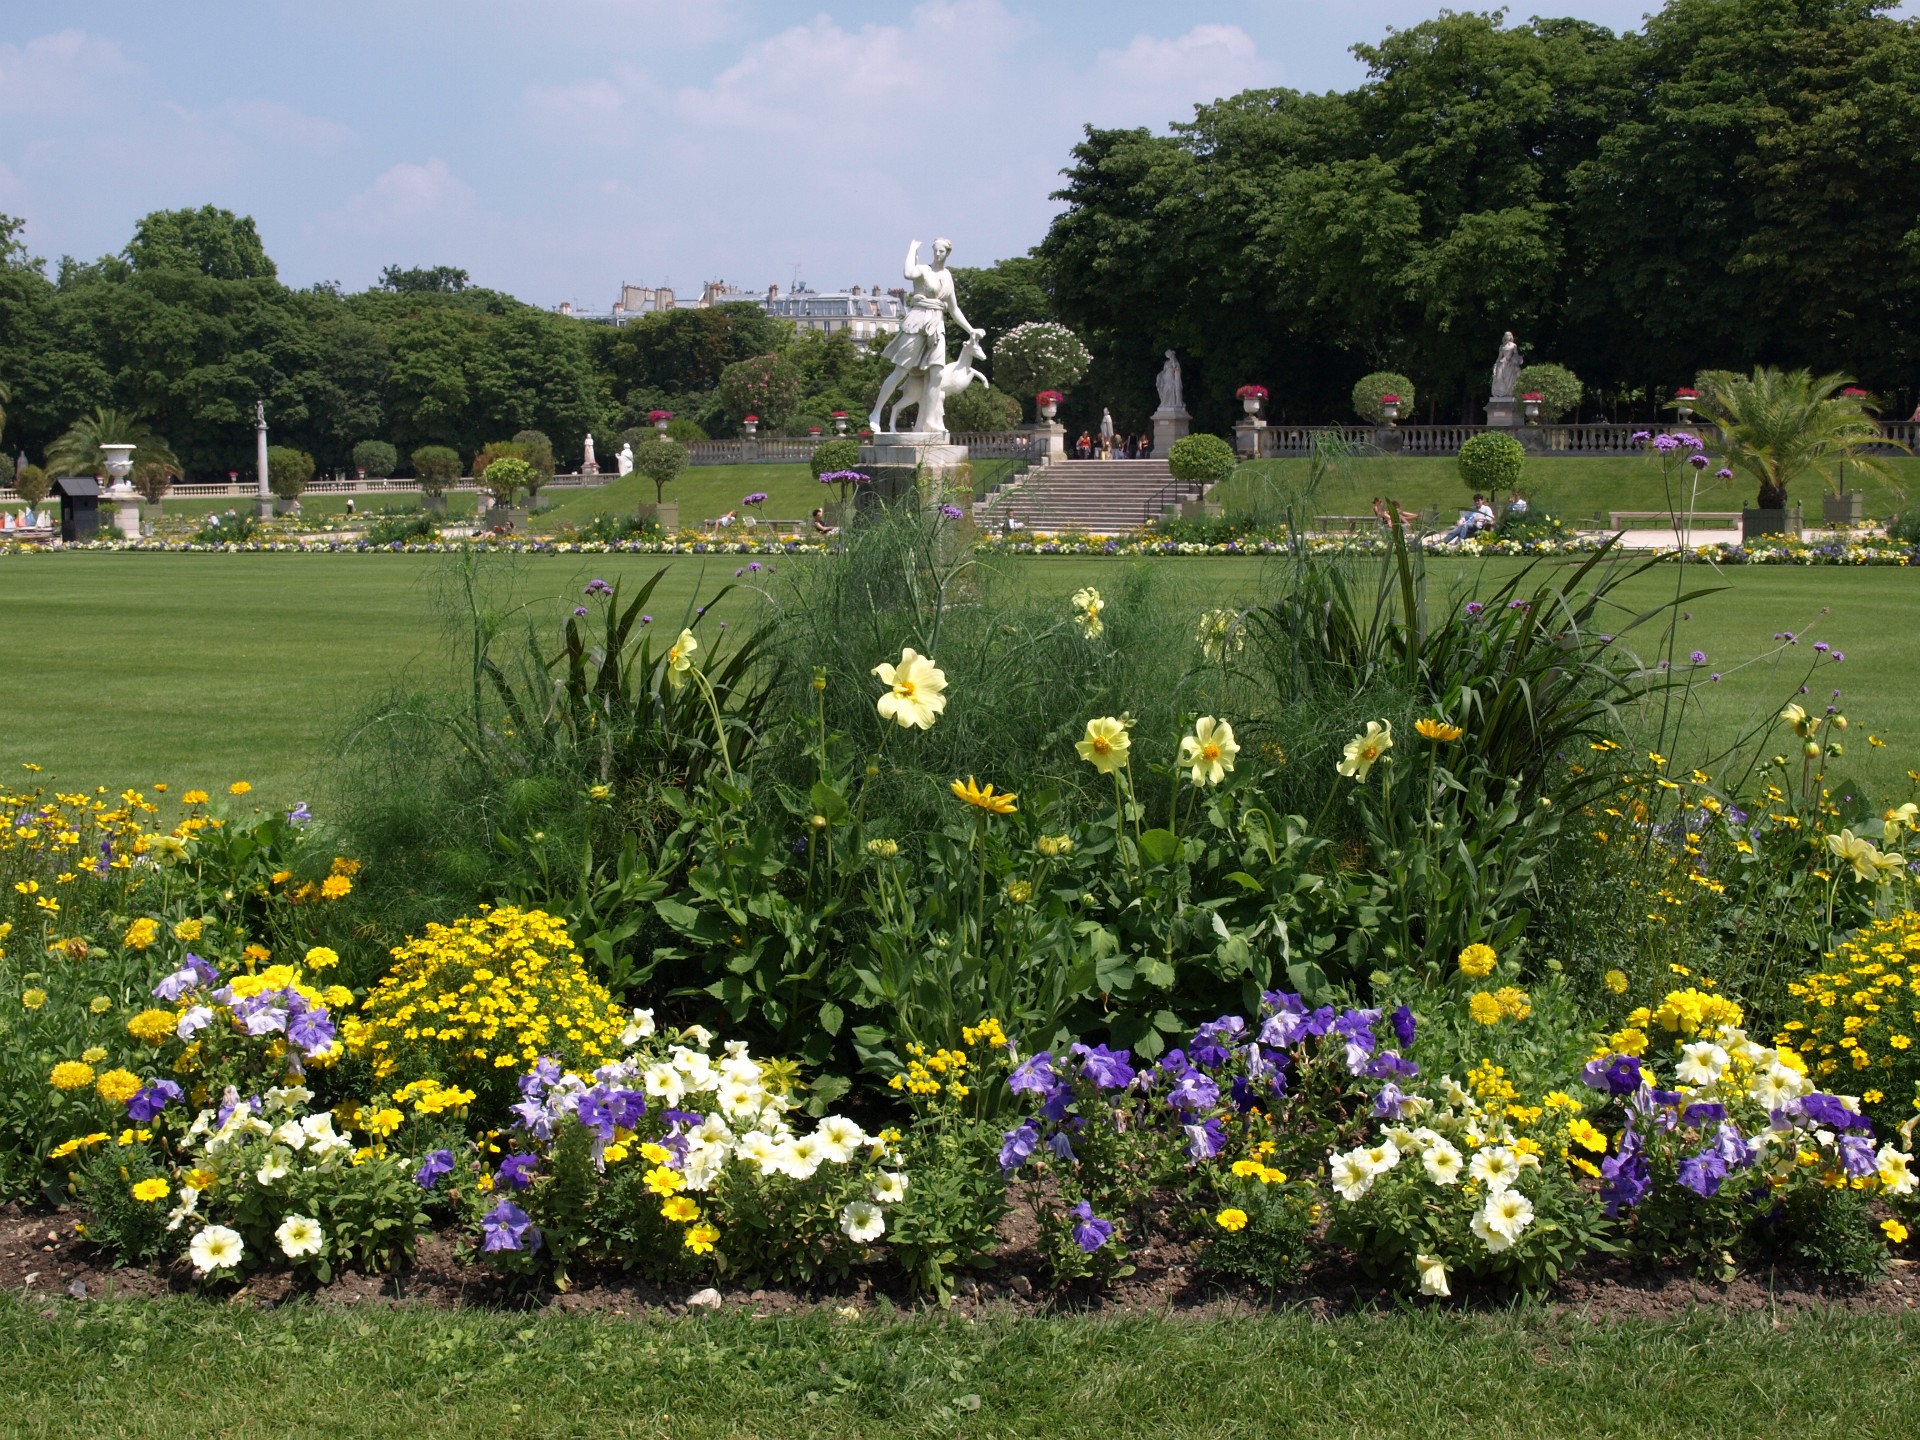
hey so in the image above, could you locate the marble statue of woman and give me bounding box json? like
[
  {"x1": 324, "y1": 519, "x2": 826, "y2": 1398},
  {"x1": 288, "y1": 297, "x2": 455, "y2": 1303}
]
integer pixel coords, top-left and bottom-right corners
[
  {"x1": 616, "y1": 443, "x2": 634, "y2": 476},
  {"x1": 1155, "y1": 350, "x2": 1185, "y2": 412},
  {"x1": 1491, "y1": 331, "x2": 1523, "y2": 400},
  {"x1": 870, "y1": 238, "x2": 980, "y2": 434}
]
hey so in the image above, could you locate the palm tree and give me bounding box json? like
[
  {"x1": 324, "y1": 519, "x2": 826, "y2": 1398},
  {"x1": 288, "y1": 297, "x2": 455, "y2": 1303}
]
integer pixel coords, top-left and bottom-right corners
[
  {"x1": 1692, "y1": 367, "x2": 1902, "y2": 510},
  {"x1": 43, "y1": 406, "x2": 182, "y2": 481}
]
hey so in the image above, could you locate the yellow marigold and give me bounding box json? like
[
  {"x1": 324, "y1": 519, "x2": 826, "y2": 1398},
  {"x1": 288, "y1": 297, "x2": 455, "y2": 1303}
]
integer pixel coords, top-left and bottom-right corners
[
  {"x1": 304, "y1": 946, "x2": 340, "y2": 971},
  {"x1": 123, "y1": 917, "x2": 159, "y2": 951},
  {"x1": 1493, "y1": 987, "x2": 1533, "y2": 1021},
  {"x1": 1885, "y1": 1218, "x2": 1910, "y2": 1245},
  {"x1": 182, "y1": 790, "x2": 210, "y2": 805},
  {"x1": 1604, "y1": 969, "x2": 1629, "y2": 995},
  {"x1": 1468, "y1": 992, "x2": 1505, "y2": 1026},
  {"x1": 1566, "y1": 1118, "x2": 1608, "y2": 1154},
  {"x1": 1414, "y1": 718, "x2": 1463, "y2": 743},
  {"x1": 131, "y1": 1178, "x2": 170, "y2": 1203},
  {"x1": 228, "y1": 781, "x2": 252, "y2": 796},
  {"x1": 21, "y1": 988, "x2": 46, "y2": 1010},
  {"x1": 1215, "y1": 1208, "x2": 1249, "y2": 1232},
  {"x1": 50, "y1": 1061, "x2": 96, "y2": 1091},
  {"x1": 1231, "y1": 1159, "x2": 1265, "y2": 1178},
  {"x1": 95, "y1": 1069, "x2": 141, "y2": 1105},
  {"x1": 1458, "y1": 944, "x2": 1498, "y2": 979},
  {"x1": 319, "y1": 875, "x2": 353, "y2": 901},
  {"x1": 364, "y1": 1107, "x2": 404, "y2": 1138}
]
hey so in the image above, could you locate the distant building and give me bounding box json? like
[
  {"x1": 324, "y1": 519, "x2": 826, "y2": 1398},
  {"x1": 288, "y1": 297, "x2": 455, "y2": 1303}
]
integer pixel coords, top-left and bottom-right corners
[
  {"x1": 697, "y1": 280, "x2": 749, "y2": 307},
  {"x1": 762, "y1": 282, "x2": 903, "y2": 345},
  {"x1": 617, "y1": 283, "x2": 677, "y2": 315}
]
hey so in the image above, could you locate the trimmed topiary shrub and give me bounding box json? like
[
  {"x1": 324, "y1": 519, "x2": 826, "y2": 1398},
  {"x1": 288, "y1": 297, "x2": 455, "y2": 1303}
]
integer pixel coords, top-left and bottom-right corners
[
  {"x1": 1352, "y1": 372, "x2": 1415, "y2": 424},
  {"x1": 1457, "y1": 432, "x2": 1526, "y2": 494},
  {"x1": 1167, "y1": 433, "x2": 1237, "y2": 486},
  {"x1": 265, "y1": 445, "x2": 315, "y2": 500},
  {"x1": 633, "y1": 435, "x2": 688, "y2": 506},
  {"x1": 1514, "y1": 363, "x2": 1583, "y2": 421},
  {"x1": 809, "y1": 437, "x2": 860, "y2": 479},
  {"x1": 351, "y1": 440, "x2": 397, "y2": 478},
  {"x1": 410, "y1": 445, "x2": 461, "y2": 496}
]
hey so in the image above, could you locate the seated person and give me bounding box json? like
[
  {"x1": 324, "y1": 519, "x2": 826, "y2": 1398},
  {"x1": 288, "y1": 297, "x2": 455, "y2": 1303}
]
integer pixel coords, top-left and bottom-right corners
[
  {"x1": 810, "y1": 506, "x2": 837, "y2": 535},
  {"x1": 1505, "y1": 490, "x2": 1529, "y2": 518},
  {"x1": 1002, "y1": 514, "x2": 1023, "y2": 532},
  {"x1": 1440, "y1": 493, "x2": 1496, "y2": 544}
]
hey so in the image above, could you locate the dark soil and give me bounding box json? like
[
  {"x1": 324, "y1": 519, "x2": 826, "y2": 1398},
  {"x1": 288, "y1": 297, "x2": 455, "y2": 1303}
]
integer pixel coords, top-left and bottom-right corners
[{"x1": 3, "y1": 1200, "x2": 1912, "y2": 1321}]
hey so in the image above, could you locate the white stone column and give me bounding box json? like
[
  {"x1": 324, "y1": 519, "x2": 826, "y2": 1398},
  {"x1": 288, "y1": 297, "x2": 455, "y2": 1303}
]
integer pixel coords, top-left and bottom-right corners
[{"x1": 255, "y1": 400, "x2": 274, "y2": 519}]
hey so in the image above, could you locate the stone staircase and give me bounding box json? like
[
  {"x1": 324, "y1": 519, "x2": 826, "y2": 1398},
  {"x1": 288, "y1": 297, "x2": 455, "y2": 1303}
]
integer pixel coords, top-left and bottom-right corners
[{"x1": 972, "y1": 459, "x2": 1202, "y2": 533}]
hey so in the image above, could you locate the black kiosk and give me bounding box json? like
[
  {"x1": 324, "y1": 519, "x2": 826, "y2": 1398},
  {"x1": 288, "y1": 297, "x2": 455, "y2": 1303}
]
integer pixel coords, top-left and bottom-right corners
[{"x1": 50, "y1": 475, "x2": 101, "y2": 542}]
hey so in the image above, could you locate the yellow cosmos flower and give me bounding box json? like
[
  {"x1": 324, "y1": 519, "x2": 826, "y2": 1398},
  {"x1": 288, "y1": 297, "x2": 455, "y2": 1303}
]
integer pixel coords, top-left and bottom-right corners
[
  {"x1": 172, "y1": 918, "x2": 203, "y2": 942},
  {"x1": 182, "y1": 790, "x2": 210, "y2": 806},
  {"x1": 229, "y1": 781, "x2": 252, "y2": 796},
  {"x1": 319, "y1": 875, "x2": 353, "y2": 901},
  {"x1": 1214, "y1": 1208, "x2": 1249, "y2": 1232},
  {"x1": 666, "y1": 628, "x2": 699, "y2": 689},
  {"x1": 1337, "y1": 720, "x2": 1393, "y2": 780},
  {"x1": 1076, "y1": 716, "x2": 1131, "y2": 774},
  {"x1": 1179, "y1": 716, "x2": 1240, "y2": 787},
  {"x1": 684, "y1": 1223, "x2": 719, "y2": 1254},
  {"x1": 871, "y1": 648, "x2": 948, "y2": 730},
  {"x1": 1414, "y1": 718, "x2": 1463, "y2": 743},
  {"x1": 951, "y1": 776, "x2": 1017, "y2": 815},
  {"x1": 660, "y1": 1196, "x2": 700, "y2": 1223}
]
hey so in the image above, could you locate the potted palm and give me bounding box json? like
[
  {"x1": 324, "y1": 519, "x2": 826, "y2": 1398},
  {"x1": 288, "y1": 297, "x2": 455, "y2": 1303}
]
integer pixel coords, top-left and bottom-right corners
[{"x1": 1693, "y1": 368, "x2": 1903, "y2": 542}]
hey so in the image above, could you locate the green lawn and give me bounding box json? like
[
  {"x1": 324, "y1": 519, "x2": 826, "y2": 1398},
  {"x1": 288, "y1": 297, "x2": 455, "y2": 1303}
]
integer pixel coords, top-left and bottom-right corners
[
  {"x1": 0, "y1": 551, "x2": 1912, "y2": 804},
  {"x1": 1216, "y1": 454, "x2": 1920, "y2": 526},
  {"x1": 1, "y1": 1297, "x2": 1914, "y2": 1439}
]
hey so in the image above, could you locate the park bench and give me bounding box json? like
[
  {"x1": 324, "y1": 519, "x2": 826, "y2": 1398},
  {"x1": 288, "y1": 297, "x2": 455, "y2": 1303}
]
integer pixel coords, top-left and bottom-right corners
[
  {"x1": 1607, "y1": 510, "x2": 1742, "y2": 530},
  {"x1": 703, "y1": 517, "x2": 804, "y2": 533},
  {"x1": 1313, "y1": 512, "x2": 1429, "y2": 532}
]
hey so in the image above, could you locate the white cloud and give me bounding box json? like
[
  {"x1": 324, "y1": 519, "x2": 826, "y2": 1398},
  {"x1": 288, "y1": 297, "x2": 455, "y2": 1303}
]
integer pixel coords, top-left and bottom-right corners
[
  {"x1": 0, "y1": 30, "x2": 136, "y2": 113},
  {"x1": 341, "y1": 158, "x2": 477, "y2": 234}
]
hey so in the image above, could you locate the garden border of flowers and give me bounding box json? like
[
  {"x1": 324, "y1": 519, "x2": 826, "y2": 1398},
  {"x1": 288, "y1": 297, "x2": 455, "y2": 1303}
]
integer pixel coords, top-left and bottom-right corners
[{"x1": 3, "y1": 533, "x2": 1917, "y2": 566}]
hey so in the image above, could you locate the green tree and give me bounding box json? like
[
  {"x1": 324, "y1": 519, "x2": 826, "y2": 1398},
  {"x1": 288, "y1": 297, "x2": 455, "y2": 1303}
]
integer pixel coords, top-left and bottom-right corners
[
  {"x1": 352, "y1": 440, "x2": 398, "y2": 478},
  {"x1": 13, "y1": 462, "x2": 49, "y2": 506},
  {"x1": 632, "y1": 435, "x2": 688, "y2": 507},
  {"x1": 719, "y1": 354, "x2": 801, "y2": 428},
  {"x1": 410, "y1": 444, "x2": 462, "y2": 496},
  {"x1": 951, "y1": 255, "x2": 1053, "y2": 351},
  {"x1": 1352, "y1": 372, "x2": 1416, "y2": 424},
  {"x1": 125, "y1": 206, "x2": 277, "y2": 281},
  {"x1": 379, "y1": 265, "x2": 469, "y2": 294},
  {"x1": 1514, "y1": 363, "x2": 1583, "y2": 421},
  {"x1": 481, "y1": 455, "x2": 535, "y2": 506},
  {"x1": 265, "y1": 444, "x2": 315, "y2": 500},
  {"x1": 1693, "y1": 367, "x2": 1899, "y2": 509},
  {"x1": 991, "y1": 322, "x2": 1092, "y2": 407},
  {"x1": 944, "y1": 384, "x2": 1022, "y2": 432}
]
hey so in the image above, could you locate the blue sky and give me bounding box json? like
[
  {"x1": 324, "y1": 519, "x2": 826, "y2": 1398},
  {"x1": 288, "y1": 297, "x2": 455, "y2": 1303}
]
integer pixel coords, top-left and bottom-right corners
[{"x1": 0, "y1": 1, "x2": 1875, "y2": 306}]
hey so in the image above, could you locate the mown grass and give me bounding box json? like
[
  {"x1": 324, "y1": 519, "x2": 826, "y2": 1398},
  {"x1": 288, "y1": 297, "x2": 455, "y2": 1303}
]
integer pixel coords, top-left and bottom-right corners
[
  {"x1": 1, "y1": 549, "x2": 1914, "y2": 804},
  {"x1": 1, "y1": 1295, "x2": 1916, "y2": 1439},
  {"x1": 1216, "y1": 454, "x2": 1920, "y2": 525}
]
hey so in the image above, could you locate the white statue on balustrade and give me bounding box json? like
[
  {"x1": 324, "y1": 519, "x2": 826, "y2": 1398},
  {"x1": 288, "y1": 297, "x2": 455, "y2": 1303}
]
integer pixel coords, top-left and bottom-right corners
[{"x1": 616, "y1": 443, "x2": 634, "y2": 476}]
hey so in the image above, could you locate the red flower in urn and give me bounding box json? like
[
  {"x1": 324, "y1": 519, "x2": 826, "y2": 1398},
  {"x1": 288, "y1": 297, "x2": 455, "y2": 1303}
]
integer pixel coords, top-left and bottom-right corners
[{"x1": 1235, "y1": 384, "x2": 1269, "y2": 400}]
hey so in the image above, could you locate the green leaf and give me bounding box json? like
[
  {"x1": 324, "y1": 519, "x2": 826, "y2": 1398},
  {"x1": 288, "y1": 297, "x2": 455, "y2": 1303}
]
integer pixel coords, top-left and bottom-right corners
[
  {"x1": 818, "y1": 1001, "x2": 844, "y2": 1036},
  {"x1": 1137, "y1": 828, "x2": 1178, "y2": 865}
]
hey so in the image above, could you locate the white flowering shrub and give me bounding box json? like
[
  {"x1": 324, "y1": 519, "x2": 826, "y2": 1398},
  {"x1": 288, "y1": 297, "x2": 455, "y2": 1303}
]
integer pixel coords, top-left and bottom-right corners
[{"x1": 992, "y1": 322, "x2": 1091, "y2": 403}]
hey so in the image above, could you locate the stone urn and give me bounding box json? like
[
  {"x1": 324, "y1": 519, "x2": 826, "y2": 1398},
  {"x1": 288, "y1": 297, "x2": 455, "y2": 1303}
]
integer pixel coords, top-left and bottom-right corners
[
  {"x1": 1380, "y1": 399, "x2": 1401, "y2": 424},
  {"x1": 743, "y1": 417, "x2": 759, "y2": 437},
  {"x1": 1038, "y1": 399, "x2": 1059, "y2": 421}
]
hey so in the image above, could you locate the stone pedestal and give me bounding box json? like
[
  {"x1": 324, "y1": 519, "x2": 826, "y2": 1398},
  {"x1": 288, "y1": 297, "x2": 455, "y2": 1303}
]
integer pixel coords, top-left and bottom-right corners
[
  {"x1": 109, "y1": 487, "x2": 141, "y2": 541},
  {"x1": 1486, "y1": 397, "x2": 1520, "y2": 428},
  {"x1": 1232, "y1": 419, "x2": 1269, "y2": 459},
  {"x1": 1029, "y1": 421, "x2": 1067, "y2": 463},
  {"x1": 859, "y1": 432, "x2": 970, "y2": 479},
  {"x1": 1152, "y1": 407, "x2": 1191, "y2": 454}
]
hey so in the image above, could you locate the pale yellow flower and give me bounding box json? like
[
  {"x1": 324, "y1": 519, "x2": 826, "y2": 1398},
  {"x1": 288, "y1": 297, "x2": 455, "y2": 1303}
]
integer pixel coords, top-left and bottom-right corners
[
  {"x1": 1075, "y1": 717, "x2": 1131, "y2": 774},
  {"x1": 871, "y1": 648, "x2": 948, "y2": 730},
  {"x1": 1337, "y1": 720, "x2": 1393, "y2": 781},
  {"x1": 666, "y1": 628, "x2": 699, "y2": 689},
  {"x1": 1071, "y1": 587, "x2": 1104, "y2": 639},
  {"x1": 1826, "y1": 828, "x2": 1883, "y2": 883},
  {"x1": 1178, "y1": 716, "x2": 1240, "y2": 787}
]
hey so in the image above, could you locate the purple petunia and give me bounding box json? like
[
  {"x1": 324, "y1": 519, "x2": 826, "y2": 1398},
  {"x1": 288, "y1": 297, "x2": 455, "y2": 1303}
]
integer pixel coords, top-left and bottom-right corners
[
  {"x1": 1009, "y1": 1053, "x2": 1057, "y2": 1095},
  {"x1": 1389, "y1": 1004, "x2": 1416, "y2": 1049},
  {"x1": 126, "y1": 1079, "x2": 184, "y2": 1123},
  {"x1": 495, "y1": 1153, "x2": 540, "y2": 1191},
  {"x1": 1069, "y1": 1200, "x2": 1113, "y2": 1252},
  {"x1": 481, "y1": 1199, "x2": 541, "y2": 1253},
  {"x1": 286, "y1": 802, "x2": 313, "y2": 826},
  {"x1": 999, "y1": 1121, "x2": 1040, "y2": 1173},
  {"x1": 1071, "y1": 1043, "x2": 1136, "y2": 1091},
  {"x1": 1600, "y1": 1126, "x2": 1651, "y2": 1213},
  {"x1": 1676, "y1": 1146, "x2": 1728, "y2": 1197},
  {"x1": 154, "y1": 953, "x2": 219, "y2": 1002},
  {"x1": 415, "y1": 1149, "x2": 455, "y2": 1190}
]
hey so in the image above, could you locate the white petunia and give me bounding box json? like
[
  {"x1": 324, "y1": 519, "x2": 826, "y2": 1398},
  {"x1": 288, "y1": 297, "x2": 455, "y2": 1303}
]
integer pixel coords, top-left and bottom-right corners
[
  {"x1": 1674, "y1": 1041, "x2": 1729, "y2": 1087},
  {"x1": 265, "y1": 1085, "x2": 313, "y2": 1114},
  {"x1": 781, "y1": 1134, "x2": 824, "y2": 1180},
  {"x1": 872, "y1": 1171, "x2": 909, "y2": 1204},
  {"x1": 1468, "y1": 1146, "x2": 1521, "y2": 1193},
  {"x1": 621, "y1": 1007, "x2": 656, "y2": 1046},
  {"x1": 255, "y1": 1147, "x2": 293, "y2": 1186},
  {"x1": 189, "y1": 1224, "x2": 245, "y2": 1273},
  {"x1": 816, "y1": 1116, "x2": 866, "y2": 1163},
  {"x1": 1438, "y1": 1076, "x2": 1479, "y2": 1112},
  {"x1": 165, "y1": 1185, "x2": 202, "y2": 1232},
  {"x1": 680, "y1": 1144, "x2": 724, "y2": 1191},
  {"x1": 1329, "y1": 1149, "x2": 1375, "y2": 1202},
  {"x1": 1423, "y1": 1140, "x2": 1465, "y2": 1185},
  {"x1": 1415, "y1": 1253, "x2": 1451, "y2": 1297},
  {"x1": 1750, "y1": 1063, "x2": 1806, "y2": 1109},
  {"x1": 642, "y1": 1063, "x2": 686, "y2": 1106},
  {"x1": 736, "y1": 1131, "x2": 782, "y2": 1175},
  {"x1": 1363, "y1": 1140, "x2": 1401, "y2": 1174},
  {"x1": 840, "y1": 1200, "x2": 885, "y2": 1243},
  {"x1": 679, "y1": 1024, "x2": 715, "y2": 1049},
  {"x1": 717, "y1": 1080, "x2": 764, "y2": 1120},
  {"x1": 272, "y1": 1121, "x2": 308, "y2": 1151},
  {"x1": 1879, "y1": 1145, "x2": 1917, "y2": 1196},
  {"x1": 275, "y1": 1214, "x2": 324, "y2": 1259},
  {"x1": 1473, "y1": 1190, "x2": 1535, "y2": 1252}
]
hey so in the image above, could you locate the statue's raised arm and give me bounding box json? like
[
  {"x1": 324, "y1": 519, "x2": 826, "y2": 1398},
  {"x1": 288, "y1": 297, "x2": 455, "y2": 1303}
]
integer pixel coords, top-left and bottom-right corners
[{"x1": 904, "y1": 239, "x2": 924, "y2": 280}]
